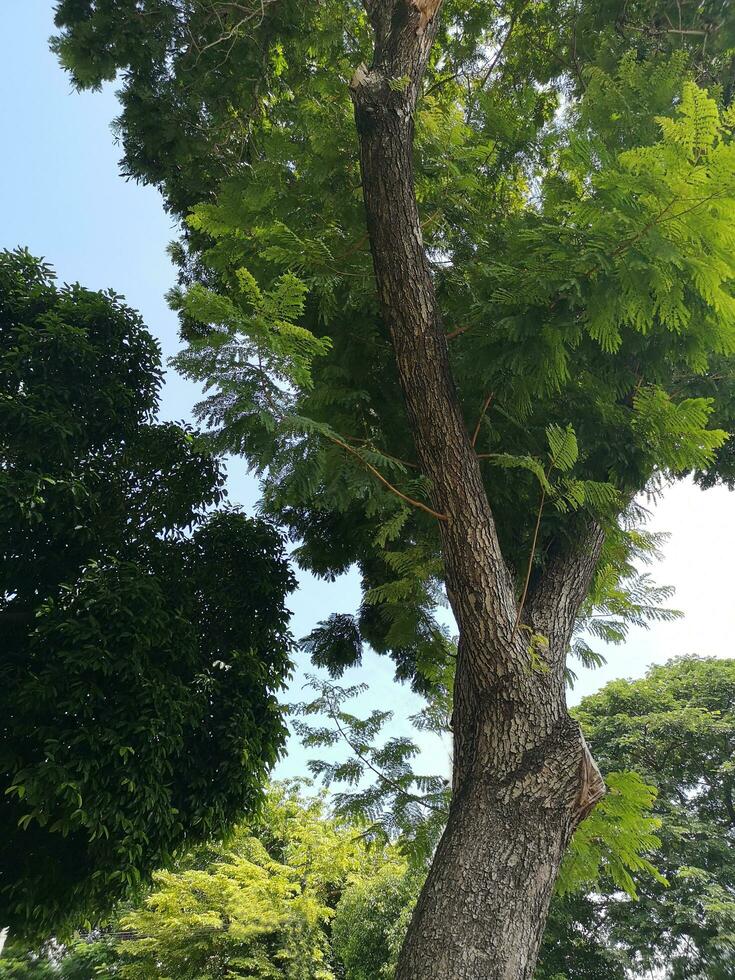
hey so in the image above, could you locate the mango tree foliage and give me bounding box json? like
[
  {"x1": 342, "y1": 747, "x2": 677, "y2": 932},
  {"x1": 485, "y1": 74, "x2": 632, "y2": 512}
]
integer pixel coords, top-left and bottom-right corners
[{"x1": 0, "y1": 250, "x2": 295, "y2": 940}]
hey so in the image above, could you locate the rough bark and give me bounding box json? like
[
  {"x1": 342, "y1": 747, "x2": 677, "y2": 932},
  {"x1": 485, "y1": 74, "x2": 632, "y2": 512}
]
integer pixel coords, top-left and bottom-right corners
[{"x1": 350, "y1": 2, "x2": 606, "y2": 977}]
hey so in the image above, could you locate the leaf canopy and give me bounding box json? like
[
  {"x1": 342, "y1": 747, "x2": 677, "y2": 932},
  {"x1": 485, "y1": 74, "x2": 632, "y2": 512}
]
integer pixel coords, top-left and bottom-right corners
[
  {"x1": 540, "y1": 656, "x2": 735, "y2": 979},
  {"x1": 0, "y1": 249, "x2": 295, "y2": 939},
  {"x1": 51, "y1": 1, "x2": 735, "y2": 688}
]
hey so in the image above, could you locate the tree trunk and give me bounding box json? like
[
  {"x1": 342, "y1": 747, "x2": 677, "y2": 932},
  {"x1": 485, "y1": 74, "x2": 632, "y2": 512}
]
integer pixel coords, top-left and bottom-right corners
[
  {"x1": 396, "y1": 655, "x2": 604, "y2": 979},
  {"x1": 350, "y1": 2, "x2": 606, "y2": 976},
  {"x1": 394, "y1": 532, "x2": 606, "y2": 980},
  {"x1": 397, "y1": 758, "x2": 586, "y2": 979}
]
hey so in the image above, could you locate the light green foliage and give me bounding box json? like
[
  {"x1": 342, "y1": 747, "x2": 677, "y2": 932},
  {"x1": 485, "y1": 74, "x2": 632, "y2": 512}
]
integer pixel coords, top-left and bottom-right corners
[
  {"x1": 104, "y1": 784, "x2": 389, "y2": 980},
  {"x1": 118, "y1": 842, "x2": 333, "y2": 980},
  {"x1": 570, "y1": 81, "x2": 735, "y2": 366},
  {"x1": 632, "y1": 386, "x2": 728, "y2": 473},
  {"x1": 172, "y1": 265, "x2": 331, "y2": 455},
  {"x1": 291, "y1": 677, "x2": 451, "y2": 864},
  {"x1": 292, "y1": 676, "x2": 664, "y2": 895},
  {"x1": 567, "y1": 511, "x2": 683, "y2": 685},
  {"x1": 556, "y1": 771, "x2": 666, "y2": 899},
  {"x1": 485, "y1": 424, "x2": 621, "y2": 519},
  {"x1": 331, "y1": 864, "x2": 423, "y2": 980}
]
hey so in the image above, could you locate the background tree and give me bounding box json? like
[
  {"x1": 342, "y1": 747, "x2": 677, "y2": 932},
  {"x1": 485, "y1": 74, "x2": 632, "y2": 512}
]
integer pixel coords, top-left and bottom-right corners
[
  {"x1": 294, "y1": 657, "x2": 735, "y2": 979},
  {"x1": 0, "y1": 946, "x2": 58, "y2": 980},
  {"x1": 539, "y1": 656, "x2": 735, "y2": 980},
  {"x1": 1, "y1": 784, "x2": 407, "y2": 980},
  {"x1": 52, "y1": 2, "x2": 735, "y2": 976},
  {"x1": 109, "y1": 783, "x2": 383, "y2": 980},
  {"x1": 0, "y1": 249, "x2": 295, "y2": 939},
  {"x1": 331, "y1": 864, "x2": 423, "y2": 980}
]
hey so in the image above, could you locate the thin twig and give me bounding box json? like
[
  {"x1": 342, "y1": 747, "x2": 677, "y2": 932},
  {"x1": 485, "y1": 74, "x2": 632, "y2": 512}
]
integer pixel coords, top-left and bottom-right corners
[
  {"x1": 445, "y1": 324, "x2": 472, "y2": 341},
  {"x1": 328, "y1": 433, "x2": 448, "y2": 522},
  {"x1": 471, "y1": 392, "x2": 494, "y2": 448},
  {"x1": 512, "y1": 445, "x2": 560, "y2": 639},
  {"x1": 326, "y1": 696, "x2": 446, "y2": 814},
  {"x1": 512, "y1": 482, "x2": 546, "y2": 639},
  {"x1": 476, "y1": 4, "x2": 526, "y2": 90},
  {"x1": 424, "y1": 68, "x2": 465, "y2": 99}
]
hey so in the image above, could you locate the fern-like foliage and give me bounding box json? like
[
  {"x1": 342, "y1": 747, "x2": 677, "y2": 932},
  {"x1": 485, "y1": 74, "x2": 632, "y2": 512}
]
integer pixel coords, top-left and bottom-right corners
[
  {"x1": 290, "y1": 676, "x2": 664, "y2": 897},
  {"x1": 557, "y1": 772, "x2": 667, "y2": 899},
  {"x1": 289, "y1": 677, "x2": 450, "y2": 865},
  {"x1": 567, "y1": 512, "x2": 683, "y2": 687},
  {"x1": 166, "y1": 68, "x2": 735, "y2": 690}
]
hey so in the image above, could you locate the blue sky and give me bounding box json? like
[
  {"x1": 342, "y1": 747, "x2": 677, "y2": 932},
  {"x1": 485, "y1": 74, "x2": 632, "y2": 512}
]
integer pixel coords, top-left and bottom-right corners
[{"x1": 3, "y1": 3, "x2": 734, "y2": 783}]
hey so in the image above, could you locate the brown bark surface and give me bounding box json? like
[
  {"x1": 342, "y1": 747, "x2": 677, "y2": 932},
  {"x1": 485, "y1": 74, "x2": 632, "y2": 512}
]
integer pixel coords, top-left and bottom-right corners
[{"x1": 350, "y1": 2, "x2": 606, "y2": 976}]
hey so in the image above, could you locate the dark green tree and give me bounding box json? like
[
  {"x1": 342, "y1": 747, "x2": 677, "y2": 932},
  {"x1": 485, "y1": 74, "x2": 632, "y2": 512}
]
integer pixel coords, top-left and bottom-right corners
[
  {"x1": 539, "y1": 656, "x2": 735, "y2": 980},
  {"x1": 51, "y1": 2, "x2": 735, "y2": 976},
  {"x1": 0, "y1": 249, "x2": 295, "y2": 939}
]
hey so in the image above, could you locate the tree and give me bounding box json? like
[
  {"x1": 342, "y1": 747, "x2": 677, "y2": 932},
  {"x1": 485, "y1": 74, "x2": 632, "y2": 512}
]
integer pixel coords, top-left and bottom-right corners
[
  {"x1": 0, "y1": 249, "x2": 295, "y2": 939},
  {"x1": 52, "y1": 2, "x2": 735, "y2": 976},
  {"x1": 295, "y1": 658, "x2": 735, "y2": 978},
  {"x1": 538, "y1": 656, "x2": 735, "y2": 980},
  {"x1": 332, "y1": 863, "x2": 422, "y2": 980},
  {"x1": 110, "y1": 784, "x2": 375, "y2": 980},
  {"x1": 1, "y1": 783, "x2": 405, "y2": 980},
  {"x1": 7, "y1": 656, "x2": 733, "y2": 980}
]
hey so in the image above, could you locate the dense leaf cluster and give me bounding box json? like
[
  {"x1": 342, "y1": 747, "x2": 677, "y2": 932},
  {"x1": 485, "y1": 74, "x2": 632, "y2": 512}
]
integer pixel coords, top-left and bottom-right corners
[
  {"x1": 3, "y1": 659, "x2": 734, "y2": 978},
  {"x1": 540, "y1": 656, "x2": 735, "y2": 979},
  {"x1": 2, "y1": 784, "x2": 408, "y2": 980},
  {"x1": 0, "y1": 249, "x2": 295, "y2": 938}
]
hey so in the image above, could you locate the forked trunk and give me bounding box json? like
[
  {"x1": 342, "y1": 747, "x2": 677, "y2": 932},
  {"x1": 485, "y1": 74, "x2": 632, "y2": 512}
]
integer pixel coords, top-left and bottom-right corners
[
  {"x1": 398, "y1": 771, "x2": 581, "y2": 979},
  {"x1": 350, "y1": 2, "x2": 605, "y2": 976},
  {"x1": 395, "y1": 639, "x2": 602, "y2": 980}
]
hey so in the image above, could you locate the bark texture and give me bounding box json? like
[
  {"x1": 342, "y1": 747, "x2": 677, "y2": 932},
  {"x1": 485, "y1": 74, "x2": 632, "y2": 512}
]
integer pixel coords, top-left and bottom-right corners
[{"x1": 350, "y1": 2, "x2": 606, "y2": 977}]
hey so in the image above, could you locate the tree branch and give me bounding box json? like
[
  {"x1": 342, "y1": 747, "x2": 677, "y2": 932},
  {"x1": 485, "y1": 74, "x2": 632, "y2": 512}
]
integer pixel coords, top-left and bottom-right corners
[
  {"x1": 470, "y1": 392, "x2": 494, "y2": 448},
  {"x1": 445, "y1": 324, "x2": 472, "y2": 341},
  {"x1": 528, "y1": 520, "x2": 606, "y2": 645},
  {"x1": 328, "y1": 432, "x2": 448, "y2": 522},
  {"x1": 325, "y1": 692, "x2": 447, "y2": 814}
]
